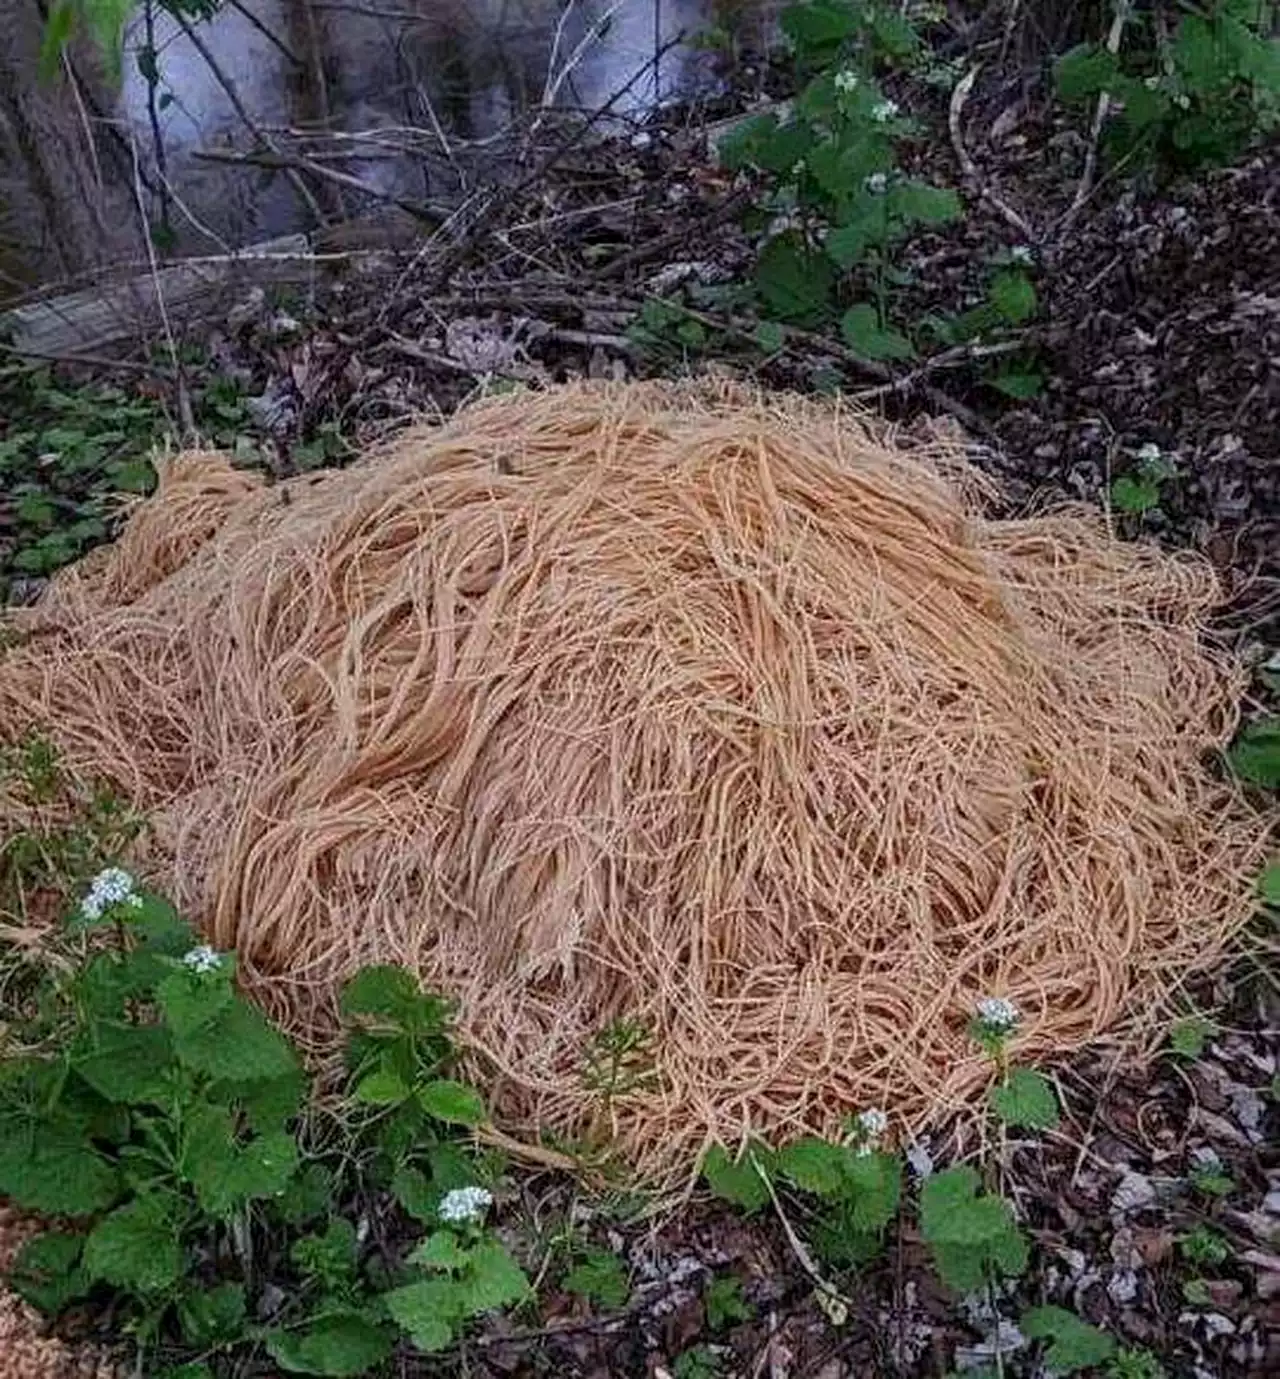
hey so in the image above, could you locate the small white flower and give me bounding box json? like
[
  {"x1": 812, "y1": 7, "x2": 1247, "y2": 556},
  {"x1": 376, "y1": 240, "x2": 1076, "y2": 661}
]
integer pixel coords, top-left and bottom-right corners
[
  {"x1": 834, "y1": 69, "x2": 859, "y2": 94},
  {"x1": 1136, "y1": 441, "x2": 1162, "y2": 464},
  {"x1": 856, "y1": 1108, "x2": 889, "y2": 1138},
  {"x1": 865, "y1": 172, "x2": 888, "y2": 194},
  {"x1": 437, "y1": 1185, "x2": 493, "y2": 1225},
  {"x1": 871, "y1": 99, "x2": 900, "y2": 123},
  {"x1": 1174, "y1": 93, "x2": 1191, "y2": 110},
  {"x1": 975, "y1": 996, "x2": 1020, "y2": 1031},
  {"x1": 80, "y1": 867, "x2": 139, "y2": 920},
  {"x1": 1143, "y1": 75, "x2": 1161, "y2": 90},
  {"x1": 1009, "y1": 244, "x2": 1034, "y2": 265},
  {"x1": 182, "y1": 945, "x2": 223, "y2": 974},
  {"x1": 905, "y1": 1141, "x2": 934, "y2": 1179}
]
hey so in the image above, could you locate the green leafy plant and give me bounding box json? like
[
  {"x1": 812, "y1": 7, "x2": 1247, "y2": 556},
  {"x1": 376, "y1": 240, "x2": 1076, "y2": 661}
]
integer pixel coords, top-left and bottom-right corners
[
  {"x1": 1168, "y1": 1015, "x2": 1216, "y2": 1060},
  {"x1": 1056, "y1": 0, "x2": 1280, "y2": 177},
  {"x1": 1228, "y1": 716, "x2": 1280, "y2": 788},
  {"x1": 673, "y1": 1344, "x2": 724, "y2": 1379},
  {"x1": 701, "y1": 1141, "x2": 774, "y2": 1214},
  {"x1": 920, "y1": 1165, "x2": 1028, "y2": 1292},
  {"x1": 562, "y1": 1246, "x2": 630, "y2": 1309},
  {"x1": 1105, "y1": 1349, "x2": 1168, "y2": 1379},
  {"x1": 1021, "y1": 1305, "x2": 1116, "y2": 1374},
  {"x1": 1178, "y1": 1225, "x2": 1231, "y2": 1267},
  {"x1": 1, "y1": 796, "x2": 527, "y2": 1374},
  {"x1": 0, "y1": 870, "x2": 301, "y2": 1347},
  {"x1": 582, "y1": 1016, "x2": 659, "y2": 1139},
  {"x1": 703, "y1": 1273, "x2": 754, "y2": 1330},
  {"x1": 716, "y1": 1, "x2": 997, "y2": 363},
  {"x1": 990, "y1": 1067, "x2": 1060, "y2": 1130},
  {"x1": 1188, "y1": 1154, "x2": 1236, "y2": 1198},
  {"x1": 1111, "y1": 445, "x2": 1175, "y2": 515},
  {"x1": 775, "y1": 1132, "x2": 902, "y2": 1266}
]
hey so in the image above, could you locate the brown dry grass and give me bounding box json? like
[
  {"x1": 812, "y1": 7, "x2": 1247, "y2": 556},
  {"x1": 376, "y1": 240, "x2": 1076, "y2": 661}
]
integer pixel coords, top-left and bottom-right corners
[{"x1": 0, "y1": 381, "x2": 1271, "y2": 1178}]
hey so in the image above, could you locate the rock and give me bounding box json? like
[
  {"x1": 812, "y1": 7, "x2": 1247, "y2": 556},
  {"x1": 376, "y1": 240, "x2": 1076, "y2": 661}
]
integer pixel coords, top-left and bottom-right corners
[{"x1": 1112, "y1": 1172, "x2": 1157, "y2": 1216}]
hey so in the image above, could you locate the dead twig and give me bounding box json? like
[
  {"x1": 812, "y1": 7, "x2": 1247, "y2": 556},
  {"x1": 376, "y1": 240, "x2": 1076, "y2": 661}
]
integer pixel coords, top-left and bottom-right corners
[
  {"x1": 171, "y1": 9, "x2": 326, "y2": 226},
  {"x1": 948, "y1": 66, "x2": 1037, "y2": 241},
  {"x1": 1061, "y1": 0, "x2": 1133, "y2": 230}
]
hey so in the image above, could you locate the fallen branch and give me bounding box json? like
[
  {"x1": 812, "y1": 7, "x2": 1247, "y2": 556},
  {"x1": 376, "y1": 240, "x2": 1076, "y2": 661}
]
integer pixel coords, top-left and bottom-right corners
[
  {"x1": 948, "y1": 65, "x2": 1037, "y2": 241},
  {"x1": 1061, "y1": 0, "x2": 1133, "y2": 229}
]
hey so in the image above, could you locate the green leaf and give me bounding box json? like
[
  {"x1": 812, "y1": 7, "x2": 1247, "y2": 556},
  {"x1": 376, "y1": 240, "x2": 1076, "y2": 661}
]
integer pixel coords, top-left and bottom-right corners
[
  {"x1": 777, "y1": 1137, "x2": 847, "y2": 1197},
  {"x1": 1056, "y1": 44, "x2": 1122, "y2": 101},
  {"x1": 825, "y1": 222, "x2": 870, "y2": 270},
  {"x1": 266, "y1": 1313, "x2": 395, "y2": 1376},
  {"x1": 10, "y1": 1232, "x2": 91, "y2": 1315},
  {"x1": 292, "y1": 1218, "x2": 359, "y2": 1289},
  {"x1": 0, "y1": 1126, "x2": 120, "y2": 1216},
  {"x1": 411, "y1": 1230, "x2": 471, "y2": 1272},
  {"x1": 781, "y1": 0, "x2": 859, "y2": 52},
  {"x1": 989, "y1": 370, "x2": 1043, "y2": 400},
  {"x1": 1021, "y1": 1305, "x2": 1116, "y2": 1374},
  {"x1": 383, "y1": 1277, "x2": 462, "y2": 1352},
  {"x1": 702, "y1": 1144, "x2": 771, "y2": 1214},
  {"x1": 129, "y1": 893, "x2": 195, "y2": 954},
  {"x1": 704, "y1": 1273, "x2": 753, "y2": 1329},
  {"x1": 224, "y1": 1068, "x2": 307, "y2": 1132},
  {"x1": 990, "y1": 1068, "x2": 1060, "y2": 1130},
  {"x1": 840, "y1": 304, "x2": 914, "y2": 360},
  {"x1": 186, "y1": 1126, "x2": 298, "y2": 1217},
  {"x1": 460, "y1": 1240, "x2": 531, "y2": 1312},
  {"x1": 1228, "y1": 716, "x2": 1280, "y2": 788},
  {"x1": 888, "y1": 181, "x2": 963, "y2": 225},
  {"x1": 73, "y1": 1023, "x2": 172, "y2": 1104},
  {"x1": 920, "y1": 1166, "x2": 1027, "y2": 1292},
  {"x1": 755, "y1": 320, "x2": 786, "y2": 355},
  {"x1": 83, "y1": 1197, "x2": 184, "y2": 1293},
  {"x1": 37, "y1": 3, "x2": 75, "y2": 81},
  {"x1": 391, "y1": 1164, "x2": 438, "y2": 1222},
  {"x1": 1111, "y1": 474, "x2": 1162, "y2": 514},
  {"x1": 341, "y1": 964, "x2": 449, "y2": 1034},
  {"x1": 354, "y1": 1067, "x2": 410, "y2": 1105},
  {"x1": 1168, "y1": 1016, "x2": 1216, "y2": 1060},
  {"x1": 173, "y1": 998, "x2": 298, "y2": 1082},
  {"x1": 178, "y1": 1281, "x2": 247, "y2": 1347},
  {"x1": 1260, "y1": 859, "x2": 1280, "y2": 906},
  {"x1": 276, "y1": 1161, "x2": 334, "y2": 1227},
  {"x1": 840, "y1": 1150, "x2": 902, "y2": 1232},
  {"x1": 717, "y1": 112, "x2": 779, "y2": 172},
  {"x1": 157, "y1": 967, "x2": 234, "y2": 1038},
  {"x1": 755, "y1": 233, "x2": 834, "y2": 326},
  {"x1": 563, "y1": 1248, "x2": 629, "y2": 1309},
  {"x1": 989, "y1": 270, "x2": 1038, "y2": 324},
  {"x1": 418, "y1": 1078, "x2": 486, "y2": 1126}
]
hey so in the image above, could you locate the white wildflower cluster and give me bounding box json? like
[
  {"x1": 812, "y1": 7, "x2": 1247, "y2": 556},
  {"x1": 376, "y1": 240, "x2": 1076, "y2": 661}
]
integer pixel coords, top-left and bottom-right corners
[
  {"x1": 80, "y1": 868, "x2": 142, "y2": 922},
  {"x1": 1135, "y1": 441, "x2": 1162, "y2": 463},
  {"x1": 182, "y1": 945, "x2": 223, "y2": 975},
  {"x1": 974, "y1": 996, "x2": 1020, "y2": 1032},
  {"x1": 1009, "y1": 245, "x2": 1034, "y2": 266},
  {"x1": 834, "y1": 69, "x2": 860, "y2": 94},
  {"x1": 865, "y1": 172, "x2": 888, "y2": 194},
  {"x1": 871, "y1": 99, "x2": 900, "y2": 123},
  {"x1": 437, "y1": 1185, "x2": 493, "y2": 1225},
  {"x1": 852, "y1": 1107, "x2": 889, "y2": 1154}
]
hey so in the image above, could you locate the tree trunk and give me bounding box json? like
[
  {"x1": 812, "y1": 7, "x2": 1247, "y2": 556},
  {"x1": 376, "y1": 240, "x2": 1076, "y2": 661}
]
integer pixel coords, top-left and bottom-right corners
[{"x1": 0, "y1": 0, "x2": 138, "y2": 294}]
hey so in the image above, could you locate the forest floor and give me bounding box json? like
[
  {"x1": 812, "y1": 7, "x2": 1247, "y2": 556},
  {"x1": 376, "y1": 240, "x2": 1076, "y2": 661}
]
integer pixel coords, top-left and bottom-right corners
[{"x1": 0, "y1": 41, "x2": 1277, "y2": 1379}]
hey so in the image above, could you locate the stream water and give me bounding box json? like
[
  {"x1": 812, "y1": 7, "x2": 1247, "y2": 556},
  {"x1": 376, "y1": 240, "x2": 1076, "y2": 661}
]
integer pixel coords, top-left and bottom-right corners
[{"x1": 120, "y1": 0, "x2": 753, "y2": 245}]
